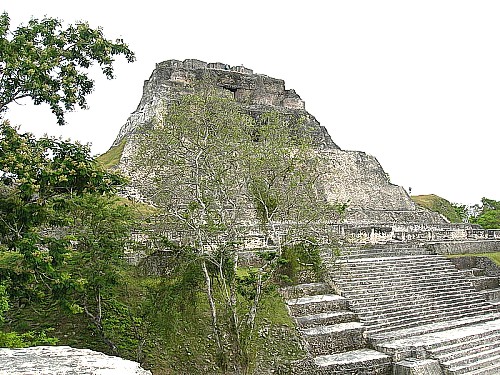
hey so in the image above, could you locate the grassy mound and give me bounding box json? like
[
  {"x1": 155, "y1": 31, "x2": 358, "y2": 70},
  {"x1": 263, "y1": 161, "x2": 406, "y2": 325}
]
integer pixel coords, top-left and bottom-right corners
[{"x1": 411, "y1": 194, "x2": 462, "y2": 223}]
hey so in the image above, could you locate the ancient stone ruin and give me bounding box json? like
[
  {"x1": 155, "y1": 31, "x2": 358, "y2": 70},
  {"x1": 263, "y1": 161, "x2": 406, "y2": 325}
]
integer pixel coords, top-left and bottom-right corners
[{"x1": 107, "y1": 59, "x2": 500, "y2": 374}]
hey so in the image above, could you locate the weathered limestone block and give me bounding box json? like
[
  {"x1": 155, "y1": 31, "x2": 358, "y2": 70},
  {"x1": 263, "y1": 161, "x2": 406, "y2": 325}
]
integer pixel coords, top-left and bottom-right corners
[
  {"x1": 0, "y1": 346, "x2": 151, "y2": 374},
  {"x1": 393, "y1": 358, "x2": 443, "y2": 375}
]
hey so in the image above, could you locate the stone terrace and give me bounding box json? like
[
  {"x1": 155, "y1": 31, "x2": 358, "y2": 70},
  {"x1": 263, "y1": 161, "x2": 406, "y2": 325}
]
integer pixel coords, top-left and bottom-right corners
[{"x1": 325, "y1": 246, "x2": 500, "y2": 374}]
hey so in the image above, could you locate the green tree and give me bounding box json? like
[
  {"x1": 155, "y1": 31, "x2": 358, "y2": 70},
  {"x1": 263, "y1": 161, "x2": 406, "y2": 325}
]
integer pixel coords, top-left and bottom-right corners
[
  {"x1": 0, "y1": 12, "x2": 135, "y2": 125},
  {"x1": 451, "y1": 202, "x2": 468, "y2": 223},
  {"x1": 0, "y1": 121, "x2": 133, "y2": 350},
  {"x1": 133, "y1": 85, "x2": 337, "y2": 373},
  {"x1": 471, "y1": 197, "x2": 500, "y2": 229}
]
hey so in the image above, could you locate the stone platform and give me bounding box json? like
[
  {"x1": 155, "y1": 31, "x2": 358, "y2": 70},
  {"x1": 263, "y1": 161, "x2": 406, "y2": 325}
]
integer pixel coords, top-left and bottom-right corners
[{"x1": 0, "y1": 346, "x2": 151, "y2": 375}]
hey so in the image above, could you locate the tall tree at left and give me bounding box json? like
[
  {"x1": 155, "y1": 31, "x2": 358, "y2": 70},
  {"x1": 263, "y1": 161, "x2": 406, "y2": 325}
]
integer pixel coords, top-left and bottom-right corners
[
  {"x1": 0, "y1": 11, "x2": 135, "y2": 125},
  {"x1": 0, "y1": 122, "x2": 136, "y2": 350},
  {"x1": 0, "y1": 13, "x2": 137, "y2": 351}
]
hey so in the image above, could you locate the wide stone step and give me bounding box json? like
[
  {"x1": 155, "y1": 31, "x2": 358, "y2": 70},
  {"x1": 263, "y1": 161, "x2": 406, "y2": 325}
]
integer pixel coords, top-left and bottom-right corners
[
  {"x1": 345, "y1": 286, "x2": 478, "y2": 305},
  {"x1": 339, "y1": 255, "x2": 455, "y2": 266},
  {"x1": 366, "y1": 307, "x2": 495, "y2": 336},
  {"x1": 338, "y1": 268, "x2": 464, "y2": 280},
  {"x1": 295, "y1": 310, "x2": 359, "y2": 328},
  {"x1": 337, "y1": 269, "x2": 471, "y2": 284},
  {"x1": 370, "y1": 313, "x2": 500, "y2": 345},
  {"x1": 338, "y1": 256, "x2": 452, "y2": 266},
  {"x1": 313, "y1": 348, "x2": 391, "y2": 374},
  {"x1": 335, "y1": 270, "x2": 467, "y2": 286},
  {"x1": 443, "y1": 345, "x2": 500, "y2": 367},
  {"x1": 348, "y1": 290, "x2": 481, "y2": 311},
  {"x1": 363, "y1": 303, "x2": 492, "y2": 331},
  {"x1": 373, "y1": 315, "x2": 500, "y2": 361},
  {"x1": 339, "y1": 284, "x2": 474, "y2": 300},
  {"x1": 432, "y1": 333, "x2": 500, "y2": 363},
  {"x1": 446, "y1": 351, "x2": 500, "y2": 375},
  {"x1": 360, "y1": 303, "x2": 487, "y2": 326},
  {"x1": 335, "y1": 267, "x2": 455, "y2": 276},
  {"x1": 340, "y1": 283, "x2": 481, "y2": 305},
  {"x1": 336, "y1": 269, "x2": 461, "y2": 282},
  {"x1": 462, "y1": 360, "x2": 500, "y2": 375},
  {"x1": 422, "y1": 318, "x2": 500, "y2": 352},
  {"x1": 337, "y1": 255, "x2": 449, "y2": 263},
  {"x1": 302, "y1": 322, "x2": 366, "y2": 356},
  {"x1": 281, "y1": 282, "x2": 331, "y2": 299},
  {"x1": 337, "y1": 262, "x2": 456, "y2": 274},
  {"x1": 339, "y1": 285, "x2": 474, "y2": 300},
  {"x1": 286, "y1": 294, "x2": 348, "y2": 316},
  {"x1": 356, "y1": 295, "x2": 491, "y2": 319}
]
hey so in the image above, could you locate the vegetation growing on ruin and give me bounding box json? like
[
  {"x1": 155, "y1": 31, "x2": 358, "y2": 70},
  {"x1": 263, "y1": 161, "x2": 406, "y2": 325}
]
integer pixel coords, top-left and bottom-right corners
[{"x1": 0, "y1": 29, "x2": 320, "y2": 371}]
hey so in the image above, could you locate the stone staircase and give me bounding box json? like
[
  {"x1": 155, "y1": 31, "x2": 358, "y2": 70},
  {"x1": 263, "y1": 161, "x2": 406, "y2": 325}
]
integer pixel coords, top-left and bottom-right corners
[
  {"x1": 325, "y1": 246, "x2": 500, "y2": 374},
  {"x1": 281, "y1": 282, "x2": 391, "y2": 374}
]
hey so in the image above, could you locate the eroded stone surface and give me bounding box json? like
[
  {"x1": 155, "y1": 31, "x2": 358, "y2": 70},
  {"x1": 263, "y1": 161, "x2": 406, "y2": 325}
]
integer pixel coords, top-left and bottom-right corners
[
  {"x1": 393, "y1": 358, "x2": 443, "y2": 375},
  {"x1": 0, "y1": 346, "x2": 151, "y2": 375}
]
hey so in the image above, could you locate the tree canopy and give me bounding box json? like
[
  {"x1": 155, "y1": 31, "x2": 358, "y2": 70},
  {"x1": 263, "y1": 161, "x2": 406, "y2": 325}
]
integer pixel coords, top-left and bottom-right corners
[
  {"x1": 471, "y1": 197, "x2": 500, "y2": 229},
  {"x1": 132, "y1": 85, "x2": 338, "y2": 373},
  {"x1": 0, "y1": 12, "x2": 135, "y2": 125},
  {"x1": 0, "y1": 121, "x2": 133, "y2": 348}
]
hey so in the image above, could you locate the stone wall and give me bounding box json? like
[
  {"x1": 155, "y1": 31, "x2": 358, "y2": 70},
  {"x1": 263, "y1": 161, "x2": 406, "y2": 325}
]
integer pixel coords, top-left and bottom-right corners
[
  {"x1": 425, "y1": 239, "x2": 500, "y2": 254},
  {"x1": 449, "y1": 255, "x2": 500, "y2": 276}
]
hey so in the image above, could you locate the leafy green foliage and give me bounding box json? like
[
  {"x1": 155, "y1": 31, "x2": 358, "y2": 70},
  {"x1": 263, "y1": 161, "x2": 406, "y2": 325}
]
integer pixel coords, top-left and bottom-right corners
[
  {"x1": 276, "y1": 242, "x2": 323, "y2": 285},
  {"x1": 471, "y1": 197, "x2": 500, "y2": 229},
  {"x1": 142, "y1": 258, "x2": 304, "y2": 374},
  {"x1": 0, "y1": 121, "x2": 133, "y2": 350},
  {"x1": 0, "y1": 329, "x2": 58, "y2": 348},
  {"x1": 0, "y1": 12, "x2": 135, "y2": 125}
]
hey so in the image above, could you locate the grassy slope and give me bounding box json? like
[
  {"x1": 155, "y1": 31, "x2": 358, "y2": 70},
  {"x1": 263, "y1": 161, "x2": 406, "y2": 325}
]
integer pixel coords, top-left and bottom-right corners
[
  {"x1": 411, "y1": 194, "x2": 462, "y2": 223},
  {"x1": 96, "y1": 139, "x2": 126, "y2": 169}
]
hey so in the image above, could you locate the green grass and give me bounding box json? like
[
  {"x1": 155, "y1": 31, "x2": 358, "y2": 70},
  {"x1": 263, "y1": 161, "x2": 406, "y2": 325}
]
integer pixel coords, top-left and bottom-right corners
[
  {"x1": 96, "y1": 139, "x2": 126, "y2": 169},
  {"x1": 447, "y1": 252, "x2": 500, "y2": 266},
  {"x1": 411, "y1": 194, "x2": 462, "y2": 223}
]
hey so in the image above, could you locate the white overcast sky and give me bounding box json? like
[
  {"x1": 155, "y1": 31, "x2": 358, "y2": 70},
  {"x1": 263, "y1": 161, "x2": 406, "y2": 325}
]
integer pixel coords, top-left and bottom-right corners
[{"x1": 2, "y1": 1, "x2": 499, "y2": 205}]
